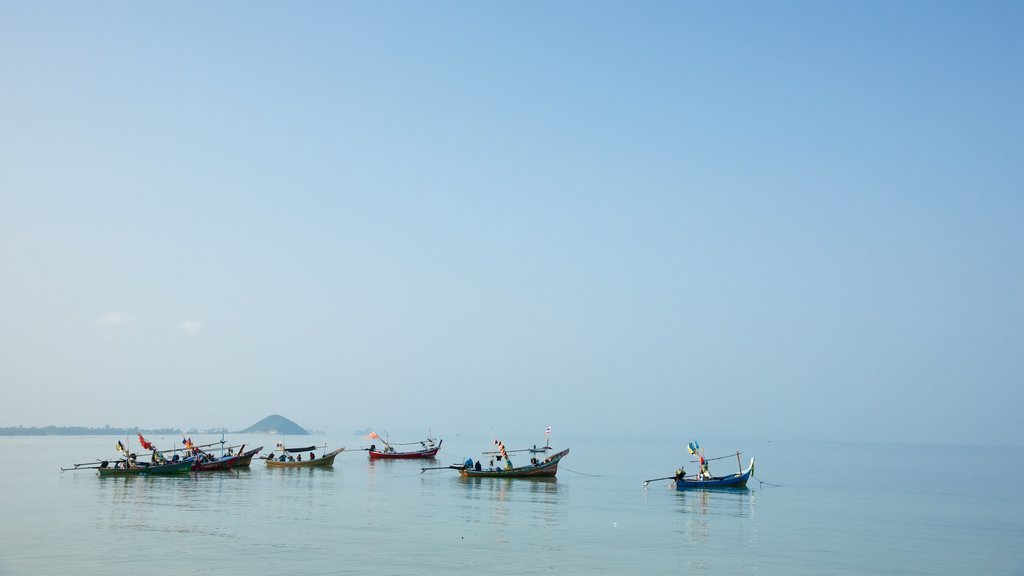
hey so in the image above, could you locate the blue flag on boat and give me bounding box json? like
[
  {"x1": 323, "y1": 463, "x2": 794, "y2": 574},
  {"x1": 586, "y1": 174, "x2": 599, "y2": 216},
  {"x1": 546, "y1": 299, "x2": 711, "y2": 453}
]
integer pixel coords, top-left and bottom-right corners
[{"x1": 687, "y1": 441, "x2": 700, "y2": 455}]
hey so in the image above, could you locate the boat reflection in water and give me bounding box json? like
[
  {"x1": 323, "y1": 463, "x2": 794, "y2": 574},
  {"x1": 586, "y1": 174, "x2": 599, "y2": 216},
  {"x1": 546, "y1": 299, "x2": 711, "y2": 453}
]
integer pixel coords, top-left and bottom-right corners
[{"x1": 674, "y1": 487, "x2": 756, "y2": 519}]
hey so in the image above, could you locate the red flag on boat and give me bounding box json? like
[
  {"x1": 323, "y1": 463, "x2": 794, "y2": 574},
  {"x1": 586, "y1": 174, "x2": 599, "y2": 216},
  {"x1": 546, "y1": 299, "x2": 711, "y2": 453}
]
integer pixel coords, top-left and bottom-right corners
[
  {"x1": 493, "y1": 439, "x2": 509, "y2": 460},
  {"x1": 138, "y1": 434, "x2": 154, "y2": 451},
  {"x1": 366, "y1": 431, "x2": 380, "y2": 440}
]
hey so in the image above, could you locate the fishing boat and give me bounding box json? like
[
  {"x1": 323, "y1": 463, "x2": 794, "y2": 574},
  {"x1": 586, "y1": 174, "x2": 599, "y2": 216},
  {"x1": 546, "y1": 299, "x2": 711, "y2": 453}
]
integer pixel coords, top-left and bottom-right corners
[
  {"x1": 675, "y1": 457, "x2": 755, "y2": 489},
  {"x1": 175, "y1": 442, "x2": 262, "y2": 468},
  {"x1": 181, "y1": 440, "x2": 250, "y2": 471},
  {"x1": 461, "y1": 448, "x2": 569, "y2": 478},
  {"x1": 63, "y1": 436, "x2": 196, "y2": 477},
  {"x1": 422, "y1": 438, "x2": 570, "y2": 478},
  {"x1": 265, "y1": 443, "x2": 345, "y2": 468},
  {"x1": 366, "y1": 432, "x2": 442, "y2": 460},
  {"x1": 643, "y1": 441, "x2": 755, "y2": 489}
]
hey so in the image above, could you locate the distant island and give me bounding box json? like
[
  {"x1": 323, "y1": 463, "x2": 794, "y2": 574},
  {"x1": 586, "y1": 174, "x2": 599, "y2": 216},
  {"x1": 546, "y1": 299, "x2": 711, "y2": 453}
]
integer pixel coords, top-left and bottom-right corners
[
  {"x1": 1, "y1": 414, "x2": 310, "y2": 436},
  {"x1": 238, "y1": 414, "x2": 308, "y2": 435}
]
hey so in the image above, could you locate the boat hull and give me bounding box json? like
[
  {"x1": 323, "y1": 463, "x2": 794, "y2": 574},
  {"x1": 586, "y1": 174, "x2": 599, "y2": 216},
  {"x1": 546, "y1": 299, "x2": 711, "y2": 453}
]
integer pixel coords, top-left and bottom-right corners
[
  {"x1": 232, "y1": 447, "x2": 263, "y2": 468},
  {"x1": 97, "y1": 460, "x2": 193, "y2": 477},
  {"x1": 266, "y1": 447, "x2": 345, "y2": 468},
  {"x1": 675, "y1": 458, "x2": 755, "y2": 490},
  {"x1": 369, "y1": 440, "x2": 441, "y2": 460},
  {"x1": 191, "y1": 455, "x2": 240, "y2": 471},
  {"x1": 460, "y1": 448, "x2": 569, "y2": 478}
]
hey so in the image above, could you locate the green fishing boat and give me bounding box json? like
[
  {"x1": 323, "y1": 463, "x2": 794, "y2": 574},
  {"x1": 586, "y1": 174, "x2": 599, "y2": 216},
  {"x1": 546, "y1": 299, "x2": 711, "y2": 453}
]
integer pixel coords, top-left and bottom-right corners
[{"x1": 97, "y1": 459, "x2": 193, "y2": 476}]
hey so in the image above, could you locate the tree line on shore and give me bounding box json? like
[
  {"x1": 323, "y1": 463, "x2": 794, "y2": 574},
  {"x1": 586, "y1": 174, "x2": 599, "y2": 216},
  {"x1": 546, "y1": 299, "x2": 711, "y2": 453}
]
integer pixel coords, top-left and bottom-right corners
[{"x1": 0, "y1": 425, "x2": 229, "y2": 436}]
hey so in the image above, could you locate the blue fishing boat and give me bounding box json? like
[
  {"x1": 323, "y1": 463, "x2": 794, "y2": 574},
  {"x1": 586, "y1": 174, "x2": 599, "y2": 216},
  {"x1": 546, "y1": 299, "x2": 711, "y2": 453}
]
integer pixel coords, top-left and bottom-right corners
[
  {"x1": 674, "y1": 457, "x2": 755, "y2": 490},
  {"x1": 643, "y1": 441, "x2": 756, "y2": 489}
]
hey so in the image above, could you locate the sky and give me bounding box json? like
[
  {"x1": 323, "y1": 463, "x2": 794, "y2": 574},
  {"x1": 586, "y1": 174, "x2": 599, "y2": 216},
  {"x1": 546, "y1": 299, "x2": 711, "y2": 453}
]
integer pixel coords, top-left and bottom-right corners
[{"x1": 1, "y1": 1, "x2": 1021, "y2": 446}]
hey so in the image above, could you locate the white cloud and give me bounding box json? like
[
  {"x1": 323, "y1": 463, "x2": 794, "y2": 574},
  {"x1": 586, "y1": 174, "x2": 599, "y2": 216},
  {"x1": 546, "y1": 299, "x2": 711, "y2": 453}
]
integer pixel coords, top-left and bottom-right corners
[
  {"x1": 96, "y1": 311, "x2": 133, "y2": 327},
  {"x1": 179, "y1": 320, "x2": 204, "y2": 334}
]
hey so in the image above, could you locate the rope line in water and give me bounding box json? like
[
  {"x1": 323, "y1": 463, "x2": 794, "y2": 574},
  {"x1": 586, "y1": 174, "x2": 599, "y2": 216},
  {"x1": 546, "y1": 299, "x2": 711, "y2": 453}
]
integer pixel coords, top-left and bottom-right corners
[
  {"x1": 560, "y1": 466, "x2": 602, "y2": 477},
  {"x1": 752, "y1": 474, "x2": 781, "y2": 487}
]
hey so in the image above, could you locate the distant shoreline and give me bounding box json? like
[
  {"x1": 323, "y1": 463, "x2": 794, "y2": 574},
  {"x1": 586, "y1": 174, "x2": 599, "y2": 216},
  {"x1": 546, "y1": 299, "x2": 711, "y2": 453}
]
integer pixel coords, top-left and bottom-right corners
[{"x1": 0, "y1": 426, "x2": 226, "y2": 436}]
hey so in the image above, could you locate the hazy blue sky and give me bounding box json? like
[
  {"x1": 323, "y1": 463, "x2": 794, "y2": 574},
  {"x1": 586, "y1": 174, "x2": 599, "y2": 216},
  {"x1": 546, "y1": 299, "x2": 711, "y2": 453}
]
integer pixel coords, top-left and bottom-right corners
[{"x1": 1, "y1": 1, "x2": 1021, "y2": 445}]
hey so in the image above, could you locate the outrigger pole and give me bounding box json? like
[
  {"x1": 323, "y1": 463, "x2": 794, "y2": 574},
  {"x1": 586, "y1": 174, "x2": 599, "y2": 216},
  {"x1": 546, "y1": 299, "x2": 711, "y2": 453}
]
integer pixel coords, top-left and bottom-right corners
[
  {"x1": 61, "y1": 461, "x2": 106, "y2": 472},
  {"x1": 483, "y1": 447, "x2": 526, "y2": 455},
  {"x1": 420, "y1": 464, "x2": 464, "y2": 474},
  {"x1": 692, "y1": 451, "x2": 743, "y2": 463}
]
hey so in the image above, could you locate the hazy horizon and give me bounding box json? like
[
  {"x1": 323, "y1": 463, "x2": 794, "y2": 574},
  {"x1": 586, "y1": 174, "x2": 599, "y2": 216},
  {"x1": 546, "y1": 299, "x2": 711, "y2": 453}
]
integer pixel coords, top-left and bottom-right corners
[{"x1": 2, "y1": 1, "x2": 1021, "y2": 446}]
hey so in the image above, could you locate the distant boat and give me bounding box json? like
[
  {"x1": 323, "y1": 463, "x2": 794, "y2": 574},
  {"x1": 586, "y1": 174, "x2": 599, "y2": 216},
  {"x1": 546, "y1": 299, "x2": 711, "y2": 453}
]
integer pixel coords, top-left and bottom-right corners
[
  {"x1": 366, "y1": 431, "x2": 441, "y2": 460},
  {"x1": 369, "y1": 441, "x2": 441, "y2": 460},
  {"x1": 265, "y1": 443, "x2": 345, "y2": 468}
]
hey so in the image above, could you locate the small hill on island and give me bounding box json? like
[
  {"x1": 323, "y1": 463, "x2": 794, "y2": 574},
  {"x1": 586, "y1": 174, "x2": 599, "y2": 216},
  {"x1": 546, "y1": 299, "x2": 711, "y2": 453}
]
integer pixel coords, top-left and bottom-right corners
[{"x1": 238, "y1": 415, "x2": 308, "y2": 435}]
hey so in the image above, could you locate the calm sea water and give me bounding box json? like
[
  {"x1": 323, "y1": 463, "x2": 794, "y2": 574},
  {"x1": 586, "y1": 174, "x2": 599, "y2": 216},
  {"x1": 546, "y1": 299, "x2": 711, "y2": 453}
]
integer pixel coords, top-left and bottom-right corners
[{"x1": 1, "y1": 434, "x2": 1020, "y2": 575}]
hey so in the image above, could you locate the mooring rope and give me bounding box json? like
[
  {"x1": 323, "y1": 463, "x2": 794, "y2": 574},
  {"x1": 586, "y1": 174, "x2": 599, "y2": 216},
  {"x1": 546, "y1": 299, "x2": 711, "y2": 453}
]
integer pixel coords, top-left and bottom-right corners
[
  {"x1": 752, "y1": 474, "x2": 781, "y2": 487},
  {"x1": 560, "y1": 466, "x2": 602, "y2": 477},
  {"x1": 691, "y1": 453, "x2": 742, "y2": 462}
]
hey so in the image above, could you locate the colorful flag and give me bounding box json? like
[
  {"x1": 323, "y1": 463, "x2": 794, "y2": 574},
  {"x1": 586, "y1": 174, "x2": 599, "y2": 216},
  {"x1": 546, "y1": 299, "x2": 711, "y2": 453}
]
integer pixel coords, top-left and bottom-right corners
[
  {"x1": 138, "y1": 434, "x2": 154, "y2": 451},
  {"x1": 545, "y1": 426, "x2": 551, "y2": 435},
  {"x1": 116, "y1": 440, "x2": 127, "y2": 456},
  {"x1": 494, "y1": 439, "x2": 509, "y2": 461},
  {"x1": 365, "y1": 431, "x2": 380, "y2": 440}
]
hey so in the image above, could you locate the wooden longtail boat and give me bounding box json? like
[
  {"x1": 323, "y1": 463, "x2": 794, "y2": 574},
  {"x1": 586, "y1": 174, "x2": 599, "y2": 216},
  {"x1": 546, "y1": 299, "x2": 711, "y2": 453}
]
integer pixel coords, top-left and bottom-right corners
[
  {"x1": 265, "y1": 447, "x2": 345, "y2": 468},
  {"x1": 458, "y1": 448, "x2": 570, "y2": 478},
  {"x1": 97, "y1": 460, "x2": 193, "y2": 477},
  {"x1": 64, "y1": 437, "x2": 193, "y2": 476},
  {"x1": 675, "y1": 458, "x2": 755, "y2": 490},
  {"x1": 644, "y1": 444, "x2": 755, "y2": 490},
  {"x1": 369, "y1": 439, "x2": 442, "y2": 460}
]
